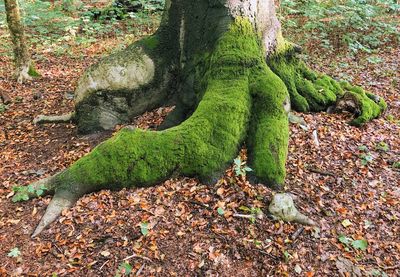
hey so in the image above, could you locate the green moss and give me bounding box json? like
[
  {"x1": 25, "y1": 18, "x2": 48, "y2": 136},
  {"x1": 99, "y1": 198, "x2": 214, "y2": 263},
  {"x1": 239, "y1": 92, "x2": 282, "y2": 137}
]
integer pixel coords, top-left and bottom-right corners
[
  {"x1": 338, "y1": 83, "x2": 387, "y2": 126},
  {"x1": 140, "y1": 35, "x2": 159, "y2": 50},
  {"x1": 247, "y1": 64, "x2": 289, "y2": 188},
  {"x1": 268, "y1": 55, "x2": 341, "y2": 112},
  {"x1": 268, "y1": 50, "x2": 385, "y2": 126},
  {"x1": 54, "y1": 18, "x2": 266, "y2": 193},
  {"x1": 28, "y1": 63, "x2": 40, "y2": 77},
  {"x1": 268, "y1": 56, "x2": 309, "y2": 112}
]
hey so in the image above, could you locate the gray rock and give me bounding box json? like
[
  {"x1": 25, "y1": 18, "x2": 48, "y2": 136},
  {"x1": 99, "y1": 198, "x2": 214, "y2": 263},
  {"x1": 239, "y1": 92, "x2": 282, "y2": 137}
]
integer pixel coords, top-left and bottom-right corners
[{"x1": 268, "y1": 193, "x2": 316, "y2": 225}]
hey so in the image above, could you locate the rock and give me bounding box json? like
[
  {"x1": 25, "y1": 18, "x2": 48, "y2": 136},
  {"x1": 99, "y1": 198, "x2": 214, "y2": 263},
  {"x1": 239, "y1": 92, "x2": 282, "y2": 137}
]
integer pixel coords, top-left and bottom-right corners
[
  {"x1": 288, "y1": 112, "x2": 308, "y2": 130},
  {"x1": 268, "y1": 193, "x2": 316, "y2": 225}
]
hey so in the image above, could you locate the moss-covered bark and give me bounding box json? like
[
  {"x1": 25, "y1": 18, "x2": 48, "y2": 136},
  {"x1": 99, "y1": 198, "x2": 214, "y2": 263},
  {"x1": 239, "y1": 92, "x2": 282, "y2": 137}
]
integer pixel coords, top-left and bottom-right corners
[
  {"x1": 268, "y1": 51, "x2": 386, "y2": 125},
  {"x1": 247, "y1": 64, "x2": 289, "y2": 188}
]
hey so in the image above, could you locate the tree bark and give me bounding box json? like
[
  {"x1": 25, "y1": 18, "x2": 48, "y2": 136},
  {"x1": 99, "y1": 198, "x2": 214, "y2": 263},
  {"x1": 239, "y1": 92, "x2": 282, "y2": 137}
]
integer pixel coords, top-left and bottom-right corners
[
  {"x1": 4, "y1": 0, "x2": 38, "y2": 83},
  {"x1": 22, "y1": 0, "x2": 386, "y2": 237}
]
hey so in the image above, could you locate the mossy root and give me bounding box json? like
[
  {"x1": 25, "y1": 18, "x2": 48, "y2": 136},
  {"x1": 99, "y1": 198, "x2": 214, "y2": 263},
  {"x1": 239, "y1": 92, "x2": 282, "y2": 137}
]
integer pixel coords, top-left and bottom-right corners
[{"x1": 268, "y1": 53, "x2": 386, "y2": 125}]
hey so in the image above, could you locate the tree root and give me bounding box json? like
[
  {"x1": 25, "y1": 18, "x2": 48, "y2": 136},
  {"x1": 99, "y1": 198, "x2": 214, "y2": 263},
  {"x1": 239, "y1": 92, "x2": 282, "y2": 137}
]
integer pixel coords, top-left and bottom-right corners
[
  {"x1": 31, "y1": 189, "x2": 77, "y2": 238},
  {"x1": 33, "y1": 112, "x2": 75, "y2": 125},
  {"x1": 268, "y1": 193, "x2": 317, "y2": 226},
  {"x1": 268, "y1": 53, "x2": 386, "y2": 126}
]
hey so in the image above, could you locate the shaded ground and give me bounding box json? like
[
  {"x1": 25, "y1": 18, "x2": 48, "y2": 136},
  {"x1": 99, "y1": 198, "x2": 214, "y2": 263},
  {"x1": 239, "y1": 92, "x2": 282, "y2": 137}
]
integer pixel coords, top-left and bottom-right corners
[{"x1": 1, "y1": 14, "x2": 400, "y2": 277}]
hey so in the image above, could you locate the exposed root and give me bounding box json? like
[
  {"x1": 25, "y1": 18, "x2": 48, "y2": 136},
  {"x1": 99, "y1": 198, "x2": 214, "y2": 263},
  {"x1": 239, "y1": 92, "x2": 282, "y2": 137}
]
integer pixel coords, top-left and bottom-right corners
[
  {"x1": 268, "y1": 193, "x2": 317, "y2": 226},
  {"x1": 33, "y1": 112, "x2": 75, "y2": 125},
  {"x1": 31, "y1": 189, "x2": 78, "y2": 238},
  {"x1": 268, "y1": 52, "x2": 386, "y2": 125},
  {"x1": 335, "y1": 84, "x2": 387, "y2": 126},
  {"x1": 16, "y1": 64, "x2": 33, "y2": 84}
]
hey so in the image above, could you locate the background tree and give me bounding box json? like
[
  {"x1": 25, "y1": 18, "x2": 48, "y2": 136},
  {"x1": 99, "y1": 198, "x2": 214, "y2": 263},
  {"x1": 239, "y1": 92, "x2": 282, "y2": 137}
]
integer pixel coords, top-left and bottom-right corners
[
  {"x1": 19, "y1": 0, "x2": 386, "y2": 237},
  {"x1": 4, "y1": 0, "x2": 38, "y2": 83}
]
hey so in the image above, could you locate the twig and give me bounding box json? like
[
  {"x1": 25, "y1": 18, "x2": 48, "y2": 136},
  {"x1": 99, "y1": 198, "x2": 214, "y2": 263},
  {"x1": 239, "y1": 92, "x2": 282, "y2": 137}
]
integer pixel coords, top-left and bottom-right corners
[
  {"x1": 184, "y1": 200, "x2": 212, "y2": 210},
  {"x1": 382, "y1": 264, "x2": 400, "y2": 270},
  {"x1": 99, "y1": 260, "x2": 109, "y2": 270},
  {"x1": 291, "y1": 227, "x2": 304, "y2": 240},
  {"x1": 254, "y1": 248, "x2": 279, "y2": 261},
  {"x1": 136, "y1": 263, "x2": 146, "y2": 276},
  {"x1": 233, "y1": 213, "x2": 254, "y2": 219},
  {"x1": 307, "y1": 166, "x2": 336, "y2": 177},
  {"x1": 123, "y1": 253, "x2": 152, "y2": 263}
]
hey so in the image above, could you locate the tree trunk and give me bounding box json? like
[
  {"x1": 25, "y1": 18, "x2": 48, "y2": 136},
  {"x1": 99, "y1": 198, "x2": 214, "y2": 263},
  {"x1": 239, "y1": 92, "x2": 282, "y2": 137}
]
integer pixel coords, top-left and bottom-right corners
[
  {"x1": 23, "y1": 0, "x2": 386, "y2": 237},
  {"x1": 4, "y1": 0, "x2": 38, "y2": 83}
]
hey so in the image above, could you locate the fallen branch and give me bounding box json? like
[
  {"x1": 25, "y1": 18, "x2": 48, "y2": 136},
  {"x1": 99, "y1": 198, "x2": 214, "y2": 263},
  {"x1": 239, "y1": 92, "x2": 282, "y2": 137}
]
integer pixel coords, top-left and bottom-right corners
[
  {"x1": 233, "y1": 213, "x2": 255, "y2": 219},
  {"x1": 33, "y1": 112, "x2": 75, "y2": 125},
  {"x1": 306, "y1": 166, "x2": 336, "y2": 177},
  {"x1": 123, "y1": 253, "x2": 153, "y2": 263},
  {"x1": 382, "y1": 264, "x2": 400, "y2": 271},
  {"x1": 291, "y1": 227, "x2": 304, "y2": 240}
]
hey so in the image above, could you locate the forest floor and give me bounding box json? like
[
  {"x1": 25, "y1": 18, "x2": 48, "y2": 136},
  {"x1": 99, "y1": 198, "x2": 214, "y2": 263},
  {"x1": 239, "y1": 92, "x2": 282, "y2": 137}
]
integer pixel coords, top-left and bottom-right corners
[{"x1": 1, "y1": 8, "x2": 400, "y2": 277}]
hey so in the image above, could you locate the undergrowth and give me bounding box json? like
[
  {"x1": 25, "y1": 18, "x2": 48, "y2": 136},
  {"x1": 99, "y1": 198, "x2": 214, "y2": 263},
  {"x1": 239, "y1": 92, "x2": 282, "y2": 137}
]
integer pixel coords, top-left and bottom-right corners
[
  {"x1": 278, "y1": 0, "x2": 400, "y2": 54},
  {"x1": 0, "y1": 0, "x2": 163, "y2": 56}
]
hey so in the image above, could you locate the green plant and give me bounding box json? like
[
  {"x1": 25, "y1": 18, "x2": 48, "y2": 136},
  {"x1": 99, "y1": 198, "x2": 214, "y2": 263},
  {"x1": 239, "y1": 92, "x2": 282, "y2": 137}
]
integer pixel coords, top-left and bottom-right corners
[
  {"x1": 239, "y1": 206, "x2": 262, "y2": 223},
  {"x1": 338, "y1": 234, "x2": 368, "y2": 251},
  {"x1": 375, "y1": 141, "x2": 389, "y2": 152},
  {"x1": 279, "y1": 0, "x2": 400, "y2": 53},
  {"x1": 7, "y1": 247, "x2": 21, "y2": 257},
  {"x1": 140, "y1": 221, "x2": 149, "y2": 236},
  {"x1": 0, "y1": 104, "x2": 7, "y2": 113},
  {"x1": 115, "y1": 262, "x2": 132, "y2": 277},
  {"x1": 358, "y1": 145, "x2": 369, "y2": 152},
  {"x1": 233, "y1": 157, "x2": 252, "y2": 177},
  {"x1": 360, "y1": 153, "x2": 373, "y2": 165},
  {"x1": 12, "y1": 184, "x2": 47, "y2": 202}
]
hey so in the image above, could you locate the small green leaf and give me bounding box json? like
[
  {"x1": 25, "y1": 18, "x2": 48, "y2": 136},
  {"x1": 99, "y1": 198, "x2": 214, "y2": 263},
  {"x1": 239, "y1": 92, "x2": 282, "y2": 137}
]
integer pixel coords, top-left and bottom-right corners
[
  {"x1": 12, "y1": 186, "x2": 23, "y2": 192},
  {"x1": 234, "y1": 158, "x2": 241, "y2": 167},
  {"x1": 119, "y1": 262, "x2": 132, "y2": 275},
  {"x1": 338, "y1": 234, "x2": 352, "y2": 245},
  {"x1": 27, "y1": 185, "x2": 35, "y2": 194},
  {"x1": 140, "y1": 221, "x2": 149, "y2": 236},
  {"x1": 358, "y1": 145, "x2": 368, "y2": 152},
  {"x1": 243, "y1": 166, "x2": 253, "y2": 172},
  {"x1": 217, "y1": 207, "x2": 225, "y2": 216},
  {"x1": 283, "y1": 250, "x2": 291, "y2": 262},
  {"x1": 239, "y1": 206, "x2": 251, "y2": 212},
  {"x1": 12, "y1": 193, "x2": 29, "y2": 202},
  {"x1": 36, "y1": 189, "x2": 44, "y2": 196},
  {"x1": 351, "y1": 239, "x2": 368, "y2": 251},
  {"x1": 8, "y1": 247, "x2": 21, "y2": 257}
]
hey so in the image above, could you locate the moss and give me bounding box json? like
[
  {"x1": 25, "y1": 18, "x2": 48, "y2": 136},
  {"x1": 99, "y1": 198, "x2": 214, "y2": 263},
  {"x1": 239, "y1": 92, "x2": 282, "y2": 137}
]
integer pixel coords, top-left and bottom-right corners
[
  {"x1": 268, "y1": 56, "x2": 309, "y2": 112},
  {"x1": 140, "y1": 35, "x2": 159, "y2": 50},
  {"x1": 28, "y1": 63, "x2": 40, "y2": 77},
  {"x1": 268, "y1": 55, "x2": 343, "y2": 112},
  {"x1": 54, "y1": 18, "x2": 265, "y2": 193},
  {"x1": 247, "y1": 64, "x2": 289, "y2": 188},
  {"x1": 338, "y1": 83, "x2": 387, "y2": 126}
]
